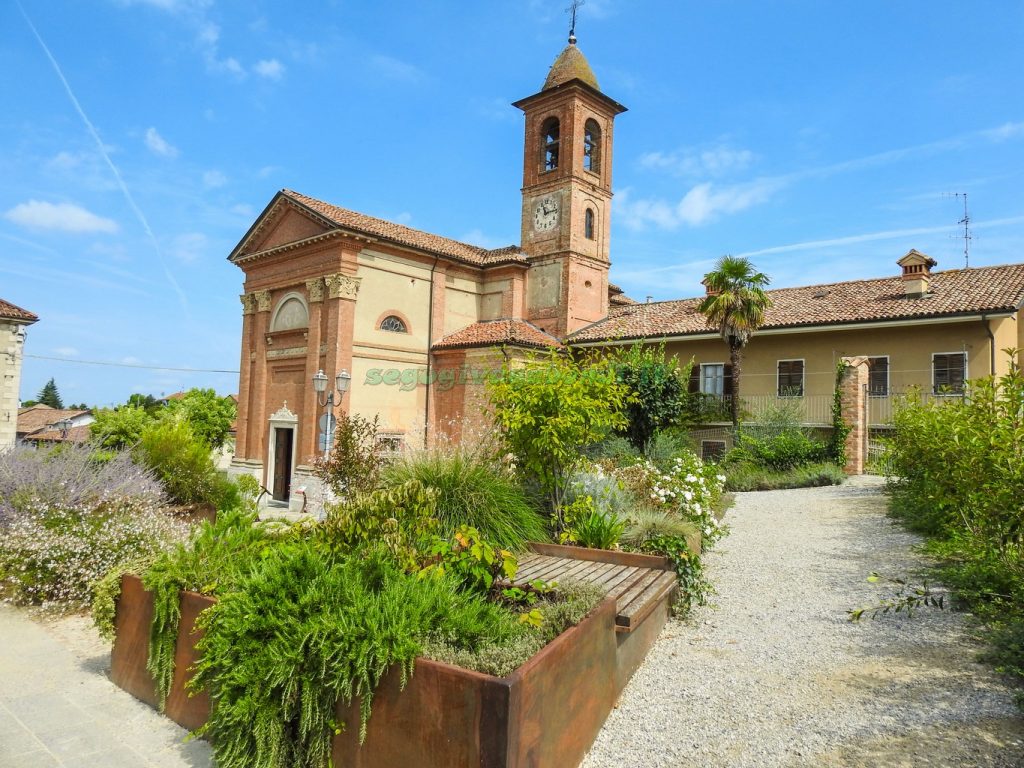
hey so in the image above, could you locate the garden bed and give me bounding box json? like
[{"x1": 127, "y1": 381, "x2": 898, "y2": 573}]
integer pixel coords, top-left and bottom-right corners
[{"x1": 111, "y1": 571, "x2": 668, "y2": 767}]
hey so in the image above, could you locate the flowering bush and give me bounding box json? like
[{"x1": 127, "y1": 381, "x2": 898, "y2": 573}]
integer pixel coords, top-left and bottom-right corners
[
  {"x1": 609, "y1": 453, "x2": 727, "y2": 547},
  {"x1": 0, "y1": 445, "x2": 190, "y2": 612}
]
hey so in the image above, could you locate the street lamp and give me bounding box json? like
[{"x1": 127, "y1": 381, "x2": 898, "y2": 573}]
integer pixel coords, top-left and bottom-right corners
[{"x1": 312, "y1": 369, "x2": 352, "y2": 457}]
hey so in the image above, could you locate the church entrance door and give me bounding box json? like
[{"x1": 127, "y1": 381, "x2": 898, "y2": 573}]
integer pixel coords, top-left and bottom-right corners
[{"x1": 272, "y1": 427, "x2": 294, "y2": 501}]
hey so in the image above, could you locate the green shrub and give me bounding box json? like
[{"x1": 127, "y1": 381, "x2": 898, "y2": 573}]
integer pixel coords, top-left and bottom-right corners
[
  {"x1": 724, "y1": 461, "x2": 845, "y2": 492},
  {"x1": 163, "y1": 388, "x2": 236, "y2": 449},
  {"x1": 641, "y1": 534, "x2": 710, "y2": 616},
  {"x1": 583, "y1": 435, "x2": 642, "y2": 465},
  {"x1": 190, "y1": 544, "x2": 527, "y2": 767},
  {"x1": 90, "y1": 405, "x2": 154, "y2": 450},
  {"x1": 611, "y1": 343, "x2": 691, "y2": 449},
  {"x1": 312, "y1": 412, "x2": 386, "y2": 500},
  {"x1": 134, "y1": 419, "x2": 220, "y2": 506},
  {"x1": 643, "y1": 429, "x2": 695, "y2": 471},
  {"x1": 487, "y1": 348, "x2": 631, "y2": 526},
  {"x1": 421, "y1": 581, "x2": 605, "y2": 676},
  {"x1": 621, "y1": 508, "x2": 700, "y2": 555},
  {"x1": 382, "y1": 449, "x2": 548, "y2": 550},
  {"x1": 561, "y1": 495, "x2": 626, "y2": 550}
]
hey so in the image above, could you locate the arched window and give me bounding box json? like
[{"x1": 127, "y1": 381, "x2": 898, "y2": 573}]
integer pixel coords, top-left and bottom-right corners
[
  {"x1": 379, "y1": 315, "x2": 408, "y2": 333},
  {"x1": 541, "y1": 117, "x2": 560, "y2": 172},
  {"x1": 585, "y1": 208, "x2": 595, "y2": 240},
  {"x1": 583, "y1": 119, "x2": 601, "y2": 173},
  {"x1": 270, "y1": 295, "x2": 308, "y2": 331}
]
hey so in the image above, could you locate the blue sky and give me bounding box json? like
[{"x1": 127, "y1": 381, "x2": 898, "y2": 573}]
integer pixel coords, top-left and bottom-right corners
[{"x1": 3, "y1": 1, "x2": 1023, "y2": 407}]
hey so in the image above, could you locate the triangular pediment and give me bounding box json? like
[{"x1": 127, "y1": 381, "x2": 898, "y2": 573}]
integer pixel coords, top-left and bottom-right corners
[{"x1": 228, "y1": 193, "x2": 337, "y2": 263}]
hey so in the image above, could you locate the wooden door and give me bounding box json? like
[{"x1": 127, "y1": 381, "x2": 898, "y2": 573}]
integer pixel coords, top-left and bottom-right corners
[{"x1": 272, "y1": 427, "x2": 293, "y2": 501}]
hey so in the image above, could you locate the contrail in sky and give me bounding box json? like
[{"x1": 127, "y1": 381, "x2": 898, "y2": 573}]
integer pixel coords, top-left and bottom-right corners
[{"x1": 16, "y1": 2, "x2": 190, "y2": 315}]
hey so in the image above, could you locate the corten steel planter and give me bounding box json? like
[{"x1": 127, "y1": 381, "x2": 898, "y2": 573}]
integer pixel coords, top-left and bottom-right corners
[
  {"x1": 109, "y1": 574, "x2": 213, "y2": 731},
  {"x1": 109, "y1": 574, "x2": 630, "y2": 768}
]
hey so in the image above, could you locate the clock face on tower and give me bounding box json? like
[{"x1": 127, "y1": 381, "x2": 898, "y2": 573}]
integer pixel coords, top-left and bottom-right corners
[{"x1": 532, "y1": 195, "x2": 559, "y2": 232}]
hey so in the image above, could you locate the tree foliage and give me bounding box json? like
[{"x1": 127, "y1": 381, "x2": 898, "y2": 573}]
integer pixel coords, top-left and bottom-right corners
[
  {"x1": 164, "y1": 388, "x2": 236, "y2": 449},
  {"x1": 612, "y1": 343, "x2": 692, "y2": 449},
  {"x1": 486, "y1": 349, "x2": 631, "y2": 528},
  {"x1": 698, "y1": 256, "x2": 771, "y2": 430},
  {"x1": 90, "y1": 405, "x2": 154, "y2": 450},
  {"x1": 36, "y1": 378, "x2": 63, "y2": 409}
]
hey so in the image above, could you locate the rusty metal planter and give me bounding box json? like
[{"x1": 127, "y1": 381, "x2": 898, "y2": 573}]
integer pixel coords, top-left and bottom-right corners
[{"x1": 110, "y1": 574, "x2": 622, "y2": 768}]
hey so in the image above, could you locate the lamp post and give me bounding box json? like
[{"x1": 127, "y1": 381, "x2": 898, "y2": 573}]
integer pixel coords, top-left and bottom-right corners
[{"x1": 312, "y1": 369, "x2": 351, "y2": 458}]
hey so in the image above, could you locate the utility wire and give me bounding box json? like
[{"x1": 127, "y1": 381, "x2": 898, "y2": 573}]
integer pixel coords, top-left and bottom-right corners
[{"x1": 25, "y1": 354, "x2": 238, "y2": 374}]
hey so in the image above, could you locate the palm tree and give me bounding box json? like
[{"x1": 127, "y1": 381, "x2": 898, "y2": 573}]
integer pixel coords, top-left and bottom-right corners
[{"x1": 698, "y1": 256, "x2": 772, "y2": 431}]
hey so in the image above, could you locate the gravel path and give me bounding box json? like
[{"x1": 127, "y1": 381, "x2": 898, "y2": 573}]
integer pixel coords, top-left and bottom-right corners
[{"x1": 583, "y1": 476, "x2": 1024, "y2": 768}]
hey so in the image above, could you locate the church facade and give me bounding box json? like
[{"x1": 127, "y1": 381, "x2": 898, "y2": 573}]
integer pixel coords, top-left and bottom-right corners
[{"x1": 228, "y1": 38, "x2": 628, "y2": 502}]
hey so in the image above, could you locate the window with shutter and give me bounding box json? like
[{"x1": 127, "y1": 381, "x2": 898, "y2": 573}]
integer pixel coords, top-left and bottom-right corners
[
  {"x1": 933, "y1": 353, "x2": 966, "y2": 394},
  {"x1": 777, "y1": 360, "x2": 804, "y2": 397}
]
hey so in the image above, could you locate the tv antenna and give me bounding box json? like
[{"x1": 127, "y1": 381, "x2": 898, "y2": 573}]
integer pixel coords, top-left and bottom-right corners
[{"x1": 949, "y1": 192, "x2": 972, "y2": 268}]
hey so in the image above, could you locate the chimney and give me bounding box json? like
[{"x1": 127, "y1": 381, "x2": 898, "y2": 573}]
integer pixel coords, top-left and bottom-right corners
[
  {"x1": 701, "y1": 277, "x2": 720, "y2": 297},
  {"x1": 897, "y1": 249, "x2": 937, "y2": 297}
]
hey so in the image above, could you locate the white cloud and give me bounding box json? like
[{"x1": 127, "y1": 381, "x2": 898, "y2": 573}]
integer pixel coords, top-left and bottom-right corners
[
  {"x1": 254, "y1": 59, "x2": 284, "y2": 80},
  {"x1": 203, "y1": 170, "x2": 228, "y2": 188},
  {"x1": 144, "y1": 127, "x2": 179, "y2": 157},
  {"x1": 230, "y1": 203, "x2": 255, "y2": 217},
  {"x1": 639, "y1": 145, "x2": 755, "y2": 178},
  {"x1": 4, "y1": 200, "x2": 118, "y2": 234},
  {"x1": 982, "y1": 121, "x2": 1024, "y2": 142},
  {"x1": 370, "y1": 54, "x2": 423, "y2": 82},
  {"x1": 616, "y1": 178, "x2": 781, "y2": 230},
  {"x1": 47, "y1": 151, "x2": 82, "y2": 170},
  {"x1": 171, "y1": 232, "x2": 208, "y2": 263},
  {"x1": 54, "y1": 346, "x2": 78, "y2": 357}
]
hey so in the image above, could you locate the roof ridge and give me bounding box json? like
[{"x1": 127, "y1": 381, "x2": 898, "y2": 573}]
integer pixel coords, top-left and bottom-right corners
[
  {"x1": 283, "y1": 189, "x2": 490, "y2": 255},
  {"x1": 620, "y1": 261, "x2": 1024, "y2": 308}
]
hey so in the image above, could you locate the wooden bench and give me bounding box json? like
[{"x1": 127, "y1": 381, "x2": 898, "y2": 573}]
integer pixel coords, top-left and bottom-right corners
[{"x1": 505, "y1": 544, "x2": 678, "y2": 633}]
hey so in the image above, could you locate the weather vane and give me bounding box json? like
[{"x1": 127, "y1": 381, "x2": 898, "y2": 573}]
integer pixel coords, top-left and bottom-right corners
[{"x1": 566, "y1": 0, "x2": 584, "y2": 43}]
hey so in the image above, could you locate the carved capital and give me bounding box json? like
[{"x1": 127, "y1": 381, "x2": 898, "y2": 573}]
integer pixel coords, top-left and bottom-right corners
[
  {"x1": 253, "y1": 290, "x2": 273, "y2": 313},
  {"x1": 306, "y1": 277, "x2": 325, "y2": 303},
  {"x1": 240, "y1": 293, "x2": 258, "y2": 315},
  {"x1": 324, "y1": 273, "x2": 361, "y2": 300}
]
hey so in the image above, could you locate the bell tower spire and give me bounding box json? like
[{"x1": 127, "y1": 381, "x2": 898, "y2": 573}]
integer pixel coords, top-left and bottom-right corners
[{"x1": 512, "y1": 34, "x2": 627, "y2": 338}]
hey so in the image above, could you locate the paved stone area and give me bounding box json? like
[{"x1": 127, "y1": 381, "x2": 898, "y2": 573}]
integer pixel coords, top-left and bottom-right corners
[{"x1": 0, "y1": 606, "x2": 212, "y2": 767}]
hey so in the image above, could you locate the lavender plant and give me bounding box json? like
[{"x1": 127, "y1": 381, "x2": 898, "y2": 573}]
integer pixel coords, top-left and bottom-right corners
[{"x1": 0, "y1": 445, "x2": 189, "y2": 612}]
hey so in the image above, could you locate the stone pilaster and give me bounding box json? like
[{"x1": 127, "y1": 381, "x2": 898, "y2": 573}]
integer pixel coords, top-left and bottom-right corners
[{"x1": 235, "y1": 294, "x2": 257, "y2": 457}]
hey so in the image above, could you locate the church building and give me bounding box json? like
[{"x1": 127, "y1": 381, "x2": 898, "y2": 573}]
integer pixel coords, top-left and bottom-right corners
[{"x1": 228, "y1": 34, "x2": 627, "y2": 503}]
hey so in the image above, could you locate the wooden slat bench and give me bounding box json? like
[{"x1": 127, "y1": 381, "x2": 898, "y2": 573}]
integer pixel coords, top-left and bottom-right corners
[{"x1": 504, "y1": 544, "x2": 678, "y2": 633}]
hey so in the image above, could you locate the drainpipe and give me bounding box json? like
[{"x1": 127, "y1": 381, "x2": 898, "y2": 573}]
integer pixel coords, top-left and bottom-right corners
[
  {"x1": 423, "y1": 256, "x2": 441, "y2": 447},
  {"x1": 981, "y1": 314, "x2": 996, "y2": 375}
]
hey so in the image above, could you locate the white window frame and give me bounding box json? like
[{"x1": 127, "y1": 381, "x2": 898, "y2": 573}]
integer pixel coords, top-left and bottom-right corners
[
  {"x1": 777, "y1": 358, "x2": 805, "y2": 398},
  {"x1": 699, "y1": 362, "x2": 727, "y2": 397},
  {"x1": 932, "y1": 351, "x2": 968, "y2": 396},
  {"x1": 866, "y1": 355, "x2": 890, "y2": 397}
]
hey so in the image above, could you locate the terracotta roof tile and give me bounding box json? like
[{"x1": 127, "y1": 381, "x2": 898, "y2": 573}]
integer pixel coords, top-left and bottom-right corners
[
  {"x1": 0, "y1": 298, "x2": 38, "y2": 323},
  {"x1": 17, "y1": 405, "x2": 90, "y2": 435},
  {"x1": 282, "y1": 190, "x2": 528, "y2": 268},
  {"x1": 570, "y1": 263, "x2": 1024, "y2": 343},
  {"x1": 433, "y1": 319, "x2": 564, "y2": 351},
  {"x1": 23, "y1": 424, "x2": 92, "y2": 444}
]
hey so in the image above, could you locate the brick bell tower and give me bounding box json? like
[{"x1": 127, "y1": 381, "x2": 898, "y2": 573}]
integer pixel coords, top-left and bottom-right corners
[{"x1": 513, "y1": 27, "x2": 627, "y2": 338}]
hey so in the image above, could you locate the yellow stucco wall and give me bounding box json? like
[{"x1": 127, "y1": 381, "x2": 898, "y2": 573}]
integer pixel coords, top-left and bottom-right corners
[{"x1": 653, "y1": 314, "x2": 1021, "y2": 398}]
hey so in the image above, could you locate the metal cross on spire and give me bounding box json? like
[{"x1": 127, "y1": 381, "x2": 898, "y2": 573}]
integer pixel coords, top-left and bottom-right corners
[{"x1": 566, "y1": 0, "x2": 584, "y2": 44}]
